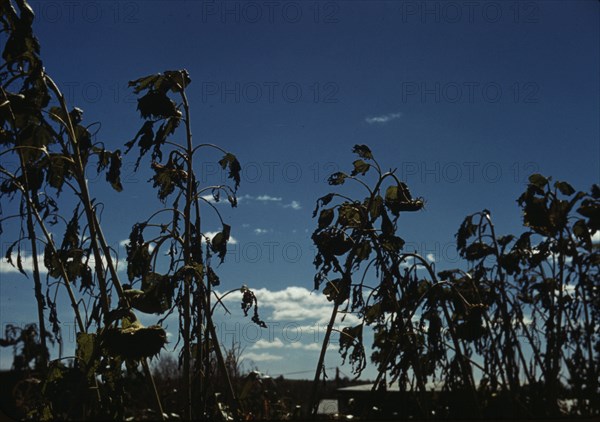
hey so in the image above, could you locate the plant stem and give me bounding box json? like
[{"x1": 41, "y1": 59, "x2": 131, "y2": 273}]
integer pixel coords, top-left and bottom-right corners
[
  {"x1": 19, "y1": 153, "x2": 49, "y2": 367},
  {"x1": 310, "y1": 301, "x2": 339, "y2": 419},
  {"x1": 205, "y1": 292, "x2": 241, "y2": 419},
  {"x1": 180, "y1": 86, "x2": 194, "y2": 421},
  {"x1": 143, "y1": 358, "x2": 165, "y2": 419}
]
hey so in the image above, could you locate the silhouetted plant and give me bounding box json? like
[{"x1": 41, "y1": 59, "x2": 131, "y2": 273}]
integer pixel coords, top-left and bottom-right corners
[
  {"x1": 309, "y1": 145, "x2": 599, "y2": 419},
  {"x1": 309, "y1": 145, "x2": 438, "y2": 416},
  {"x1": 1, "y1": 1, "x2": 163, "y2": 419},
  {"x1": 1, "y1": 2, "x2": 265, "y2": 419},
  {"x1": 122, "y1": 69, "x2": 265, "y2": 420},
  {"x1": 451, "y1": 174, "x2": 599, "y2": 417}
]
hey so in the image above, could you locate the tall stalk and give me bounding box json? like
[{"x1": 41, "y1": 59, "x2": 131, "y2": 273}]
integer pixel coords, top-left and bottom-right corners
[
  {"x1": 309, "y1": 300, "x2": 339, "y2": 418},
  {"x1": 179, "y1": 86, "x2": 240, "y2": 420},
  {"x1": 180, "y1": 84, "x2": 194, "y2": 422}
]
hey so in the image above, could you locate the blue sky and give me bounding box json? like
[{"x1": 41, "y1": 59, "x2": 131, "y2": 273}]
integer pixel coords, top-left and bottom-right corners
[{"x1": 1, "y1": 0, "x2": 599, "y2": 379}]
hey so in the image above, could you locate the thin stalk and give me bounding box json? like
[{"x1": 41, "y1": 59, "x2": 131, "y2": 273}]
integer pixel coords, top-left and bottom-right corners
[
  {"x1": 143, "y1": 358, "x2": 165, "y2": 418},
  {"x1": 465, "y1": 276, "x2": 510, "y2": 390},
  {"x1": 180, "y1": 82, "x2": 240, "y2": 420},
  {"x1": 550, "y1": 230, "x2": 566, "y2": 407},
  {"x1": 484, "y1": 214, "x2": 525, "y2": 391},
  {"x1": 579, "y1": 262, "x2": 597, "y2": 398},
  {"x1": 19, "y1": 153, "x2": 49, "y2": 367},
  {"x1": 204, "y1": 292, "x2": 241, "y2": 418},
  {"x1": 180, "y1": 85, "x2": 194, "y2": 421},
  {"x1": 310, "y1": 301, "x2": 339, "y2": 419},
  {"x1": 440, "y1": 301, "x2": 481, "y2": 417},
  {"x1": 192, "y1": 191, "x2": 206, "y2": 416}
]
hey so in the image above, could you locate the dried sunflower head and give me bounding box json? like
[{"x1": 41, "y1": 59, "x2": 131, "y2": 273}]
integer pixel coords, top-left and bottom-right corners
[{"x1": 100, "y1": 322, "x2": 166, "y2": 360}]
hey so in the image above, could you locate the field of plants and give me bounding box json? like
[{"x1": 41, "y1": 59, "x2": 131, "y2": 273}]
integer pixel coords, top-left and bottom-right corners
[{"x1": 0, "y1": 1, "x2": 598, "y2": 420}]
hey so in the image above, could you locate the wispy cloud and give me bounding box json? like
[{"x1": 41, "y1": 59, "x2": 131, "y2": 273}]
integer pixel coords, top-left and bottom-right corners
[
  {"x1": 365, "y1": 111, "x2": 402, "y2": 124},
  {"x1": 283, "y1": 201, "x2": 301, "y2": 210},
  {"x1": 254, "y1": 228, "x2": 271, "y2": 235},
  {"x1": 240, "y1": 194, "x2": 282, "y2": 202},
  {"x1": 223, "y1": 194, "x2": 299, "y2": 211},
  {"x1": 426, "y1": 253, "x2": 436, "y2": 263},
  {"x1": 256, "y1": 195, "x2": 282, "y2": 202}
]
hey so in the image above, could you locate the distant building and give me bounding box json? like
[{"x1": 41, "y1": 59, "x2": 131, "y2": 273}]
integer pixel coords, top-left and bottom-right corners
[{"x1": 316, "y1": 399, "x2": 339, "y2": 417}]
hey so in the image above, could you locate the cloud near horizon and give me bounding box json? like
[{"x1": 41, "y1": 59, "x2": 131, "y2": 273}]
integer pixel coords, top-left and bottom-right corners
[{"x1": 242, "y1": 352, "x2": 284, "y2": 362}]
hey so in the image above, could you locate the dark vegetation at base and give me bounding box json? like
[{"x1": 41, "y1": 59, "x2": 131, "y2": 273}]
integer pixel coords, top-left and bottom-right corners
[{"x1": 1, "y1": 365, "x2": 598, "y2": 421}]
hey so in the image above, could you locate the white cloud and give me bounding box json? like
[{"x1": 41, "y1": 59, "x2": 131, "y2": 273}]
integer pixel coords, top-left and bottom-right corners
[
  {"x1": 254, "y1": 228, "x2": 271, "y2": 235},
  {"x1": 237, "y1": 194, "x2": 300, "y2": 211},
  {"x1": 365, "y1": 111, "x2": 402, "y2": 124},
  {"x1": 593, "y1": 231, "x2": 600, "y2": 244},
  {"x1": 199, "y1": 193, "x2": 242, "y2": 206},
  {"x1": 426, "y1": 253, "x2": 436, "y2": 263},
  {"x1": 240, "y1": 194, "x2": 282, "y2": 202},
  {"x1": 256, "y1": 195, "x2": 282, "y2": 202},
  {"x1": 288, "y1": 342, "x2": 321, "y2": 351},
  {"x1": 200, "y1": 194, "x2": 218, "y2": 203},
  {"x1": 218, "y1": 286, "x2": 361, "y2": 326},
  {"x1": 0, "y1": 253, "x2": 47, "y2": 275},
  {"x1": 204, "y1": 231, "x2": 238, "y2": 245},
  {"x1": 242, "y1": 352, "x2": 283, "y2": 362},
  {"x1": 249, "y1": 337, "x2": 332, "y2": 352},
  {"x1": 250, "y1": 338, "x2": 285, "y2": 349},
  {"x1": 283, "y1": 201, "x2": 301, "y2": 210}
]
